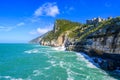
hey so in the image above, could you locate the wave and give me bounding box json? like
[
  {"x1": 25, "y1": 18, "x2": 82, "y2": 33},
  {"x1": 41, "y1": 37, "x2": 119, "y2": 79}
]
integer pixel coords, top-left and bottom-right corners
[
  {"x1": 44, "y1": 66, "x2": 52, "y2": 70},
  {"x1": 67, "y1": 68, "x2": 74, "y2": 80},
  {"x1": 24, "y1": 45, "x2": 66, "y2": 54},
  {"x1": 76, "y1": 52, "x2": 97, "y2": 68},
  {"x1": 76, "y1": 52, "x2": 118, "y2": 80},
  {"x1": 31, "y1": 69, "x2": 49, "y2": 78},
  {"x1": 33, "y1": 70, "x2": 43, "y2": 76},
  {"x1": 34, "y1": 45, "x2": 40, "y2": 47},
  {"x1": 52, "y1": 46, "x2": 66, "y2": 51},
  {"x1": 0, "y1": 75, "x2": 25, "y2": 80},
  {"x1": 47, "y1": 60, "x2": 58, "y2": 67},
  {"x1": 24, "y1": 49, "x2": 39, "y2": 54}
]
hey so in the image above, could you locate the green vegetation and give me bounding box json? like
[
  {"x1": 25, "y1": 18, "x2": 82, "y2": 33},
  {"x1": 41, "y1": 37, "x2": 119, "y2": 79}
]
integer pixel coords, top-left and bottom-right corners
[
  {"x1": 55, "y1": 19, "x2": 81, "y2": 36},
  {"x1": 68, "y1": 24, "x2": 91, "y2": 38},
  {"x1": 41, "y1": 17, "x2": 120, "y2": 42},
  {"x1": 42, "y1": 31, "x2": 55, "y2": 41},
  {"x1": 77, "y1": 17, "x2": 120, "y2": 41},
  {"x1": 42, "y1": 19, "x2": 82, "y2": 41}
]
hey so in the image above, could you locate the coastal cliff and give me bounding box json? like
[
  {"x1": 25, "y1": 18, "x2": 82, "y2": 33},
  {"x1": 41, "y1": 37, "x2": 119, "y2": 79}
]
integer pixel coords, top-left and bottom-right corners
[
  {"x1": 39, "y1": 19, "x2": 81, "y2": 47},
  {"x1": 30, "y1": 17, "x2": 120, "y2": 70}
]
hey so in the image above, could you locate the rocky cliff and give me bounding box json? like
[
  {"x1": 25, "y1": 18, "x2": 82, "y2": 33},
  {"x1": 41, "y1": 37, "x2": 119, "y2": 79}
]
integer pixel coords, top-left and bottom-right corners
[
  {"x1": 31, "y1": 17, "x2": 120, "y2": 70},
  {"x1": 39, "y1": 19, "x2": 82, "y2": 47},
  {"x1": 66, "y1": 17, "x2": 120, "y2": 54},
  {"x1": 65, "y1": 17, "x2": 120, "y2": 70},
  {"x1": 29, "y1": 31, "x2": 50, "y2": 44}
]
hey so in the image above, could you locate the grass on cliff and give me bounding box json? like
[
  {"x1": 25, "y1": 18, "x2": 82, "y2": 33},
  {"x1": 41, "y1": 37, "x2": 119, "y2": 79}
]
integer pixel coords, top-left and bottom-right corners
[
  {"x1": 55, "y1": 19, "x2": 82, "y2": 36},
  {"x1": 42, "y1": 31, "x2": 56, "y2": 41},
  {"x1": 77, "y1": 17, "x2": 120, "y2": 41},
  {"x1": 42, "y1": 19, "x2": 82, "y2": 41},
  {"x1": 41, "y1": 17, "x2": 120, "y2": 42}
]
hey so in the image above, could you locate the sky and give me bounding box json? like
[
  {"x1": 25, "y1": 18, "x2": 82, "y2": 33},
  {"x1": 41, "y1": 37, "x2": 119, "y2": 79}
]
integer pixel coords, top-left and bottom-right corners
[{"x1": 0, "y1": 0, "x2": 120, "y2": 43}]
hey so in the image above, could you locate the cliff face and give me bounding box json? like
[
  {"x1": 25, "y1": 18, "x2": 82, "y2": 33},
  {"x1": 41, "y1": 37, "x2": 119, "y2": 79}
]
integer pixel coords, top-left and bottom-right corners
[
  {"x1": 39, "y1": 19, "x2": 81, "y2": 47},
  {"x1": 40, "y1": 33, "x2": 65, "y2": 46},
  {"x1": 31, "y1": 17, "x2": 120, "y2": 54},
  {"x1": 86, "y1": 32, "x2": 120, "y2": 54},
  {"x1": 31, "y1": 17, "x2": 120, "y2": 70},
  {"x1": 64, "y1": 17, "x2": 120, "y2": 70},
  {"x1": 65, "y1": 17, "x2": 120, "y2": 54},
  {"x1": 29, "y1": 32, "x2": 50, "y2": 44},
  {"x1": 29, "y1": 36, "x2": 42, "y2": 44}
]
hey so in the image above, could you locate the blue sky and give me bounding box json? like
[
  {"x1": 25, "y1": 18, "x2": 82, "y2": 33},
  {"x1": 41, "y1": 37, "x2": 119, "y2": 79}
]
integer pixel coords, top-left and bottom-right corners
[{"x1": 0, "y1": 0, "x2": 120, "y2": 43}]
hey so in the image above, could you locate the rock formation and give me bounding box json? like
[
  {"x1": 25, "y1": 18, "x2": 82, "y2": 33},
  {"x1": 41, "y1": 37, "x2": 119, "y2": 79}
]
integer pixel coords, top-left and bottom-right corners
[{"x1": 30, "y1": 17, "x2": 120, "y2": 70}]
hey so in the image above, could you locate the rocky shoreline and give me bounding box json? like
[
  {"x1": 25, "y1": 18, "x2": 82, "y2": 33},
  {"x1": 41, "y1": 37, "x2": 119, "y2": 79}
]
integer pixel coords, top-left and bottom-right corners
[
  {"x1": 83, "y1": 51, "x2": 120, "y2": 71},
  {"x1": 30, "y1": 17, "x2": 120, "y2": 71}
]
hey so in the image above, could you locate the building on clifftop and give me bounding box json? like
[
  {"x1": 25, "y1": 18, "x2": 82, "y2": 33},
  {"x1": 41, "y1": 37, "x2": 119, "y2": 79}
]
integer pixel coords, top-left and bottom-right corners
[{"x1": 86, "y1": 17, "x2": 105, "y2": 25}]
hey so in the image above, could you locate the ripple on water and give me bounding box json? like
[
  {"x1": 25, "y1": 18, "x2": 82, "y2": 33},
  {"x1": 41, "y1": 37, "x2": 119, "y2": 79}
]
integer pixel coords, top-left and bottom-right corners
[
  {"x1": 24, "y1": 46, "x2": 119, "y2": 80},
  {"x1": 33, "y1": 70, "x2": 43, "y2": 76},
  {"x1": 76, "y1": 53, "x2": 97, "y2": 68},
  {"x1": 24, "y1": 49, "x2": 40, "y2": 54},
  {"x1": 0, "y1": 75, "x2": 26, "y2": 80},
  {"x1": 66, "y1": 68, "x2": 74, "y2": 80}
]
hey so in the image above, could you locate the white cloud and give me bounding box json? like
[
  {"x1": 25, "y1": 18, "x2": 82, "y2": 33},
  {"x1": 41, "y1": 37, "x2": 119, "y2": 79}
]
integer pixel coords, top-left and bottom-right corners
[
  {"x1": 29, "y1": 24, "x2": 53, "y2": 35},
  {"x1": 69, "y1": 7, "x2": 74, "y2": 11},
  {"x1": 29, "y1": 30, "x2": 37, "y2": 35},
  {"x1": 29, "y1": 28, "x2": 51, "y2": 35},
  {"x1": 29, "y1": 28, "x2": 50, "y2": 35},
  {"x1": 37, "y1": 28, "x2": 50, "y2": 34},
  {"x1": 17, "y1": 22, "x2": 25, "y2": 26},
  {"x1": 34, "y1": 2, "x2": 60, "y2": 17},
  {"x1": 0, "y1": 26, "x2": 13, "y2": 31},
  {"x1": 0, "y1": 22, "x2": 25, "y2": 32},
  {"x1": 63, "y1": 6, "x2": 74, "y2": 14}
]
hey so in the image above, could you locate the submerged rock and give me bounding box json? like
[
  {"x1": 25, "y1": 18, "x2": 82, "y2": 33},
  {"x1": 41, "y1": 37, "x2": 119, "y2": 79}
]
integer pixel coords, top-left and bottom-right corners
[{"x1": 99, "y1": 59, "x2": 116, "y2": 70}]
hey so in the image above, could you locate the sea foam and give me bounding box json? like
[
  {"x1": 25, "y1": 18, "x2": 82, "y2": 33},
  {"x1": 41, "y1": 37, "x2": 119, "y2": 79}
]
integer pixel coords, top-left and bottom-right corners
[
  {"x1": 52, "y1": 46, "x2": 66, "y2": 51},
  {"x1": 0, "y1": 75, "x2": 24, "y2": 80},
  {"x1": 24, "y1": 49, "x2": 39, "y2": 54},
  {"x1": 76, "y1": 52, "x2": 97, "y2": 68}
]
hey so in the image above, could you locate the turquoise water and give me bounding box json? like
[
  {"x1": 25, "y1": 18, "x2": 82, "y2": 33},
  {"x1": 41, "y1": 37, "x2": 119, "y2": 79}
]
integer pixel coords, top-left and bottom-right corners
[{"x1": 0, "y1": 43, "x2": 120, "y2": 80}]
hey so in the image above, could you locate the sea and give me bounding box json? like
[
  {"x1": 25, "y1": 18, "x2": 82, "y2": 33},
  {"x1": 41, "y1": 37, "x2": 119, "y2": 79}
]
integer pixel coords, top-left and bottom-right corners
[{"x1": 0, "y1": 43, "x2": 120, "y2": 80}]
